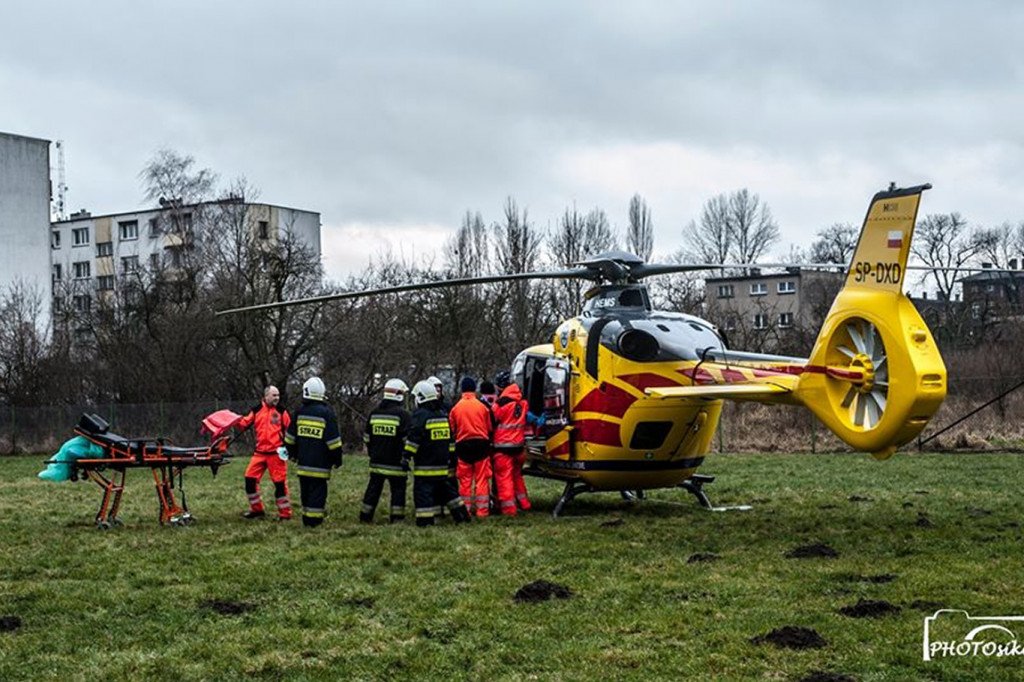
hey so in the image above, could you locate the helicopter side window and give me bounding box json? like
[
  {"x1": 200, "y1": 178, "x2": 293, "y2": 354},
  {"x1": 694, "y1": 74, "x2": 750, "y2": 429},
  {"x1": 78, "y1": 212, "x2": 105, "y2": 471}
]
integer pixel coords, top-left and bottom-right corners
[
  {"x1": 619, "y1": 289, "x2": 643, "y2": 307},
  {"x1": 585, "y1": 318, "x2": 612, "y2": 379}
]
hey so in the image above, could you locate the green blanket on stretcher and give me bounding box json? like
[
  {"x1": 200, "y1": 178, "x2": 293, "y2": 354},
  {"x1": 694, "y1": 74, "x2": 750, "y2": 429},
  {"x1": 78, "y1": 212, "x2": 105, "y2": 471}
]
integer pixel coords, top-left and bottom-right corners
[{"x1": 39, "y1": 436, "x2": 106, "y2": 481}]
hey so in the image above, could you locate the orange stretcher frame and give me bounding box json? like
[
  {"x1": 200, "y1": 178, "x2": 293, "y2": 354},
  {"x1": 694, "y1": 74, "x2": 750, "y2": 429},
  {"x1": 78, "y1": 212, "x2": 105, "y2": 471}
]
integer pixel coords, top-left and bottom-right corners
[{"x1": 49, "y1": 414, "x2": 235, "y2": 528}]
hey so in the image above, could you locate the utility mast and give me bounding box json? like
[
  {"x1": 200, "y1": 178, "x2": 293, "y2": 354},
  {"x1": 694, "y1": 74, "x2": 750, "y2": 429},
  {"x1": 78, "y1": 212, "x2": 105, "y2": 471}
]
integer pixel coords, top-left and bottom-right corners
[{"x1": 52, "y1": 140, "x2": 68, "y2": 221}]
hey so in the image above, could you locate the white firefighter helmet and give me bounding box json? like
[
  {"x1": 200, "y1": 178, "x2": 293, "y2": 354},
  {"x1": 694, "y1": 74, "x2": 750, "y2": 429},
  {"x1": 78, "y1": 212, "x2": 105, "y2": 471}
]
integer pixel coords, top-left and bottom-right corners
[
  {"x1": 302, "y1": 376, "x2": 326, "y2": 401},
  {"x1": 383, "y1": 378, "x2": 409, "y2": 402},
  {"x1": 427, "y1": 375, "x2": 443, "y2": 393},
  {"x1": 412, "y1": 380, "x2": 439, "y2": 405}
]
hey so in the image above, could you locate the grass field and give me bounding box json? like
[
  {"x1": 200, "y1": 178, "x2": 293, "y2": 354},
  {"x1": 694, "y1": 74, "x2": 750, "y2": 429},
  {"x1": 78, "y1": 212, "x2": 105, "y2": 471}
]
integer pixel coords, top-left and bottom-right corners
[{"x1": 2, "y1": 451, "x2": 1024, "y2": 681}]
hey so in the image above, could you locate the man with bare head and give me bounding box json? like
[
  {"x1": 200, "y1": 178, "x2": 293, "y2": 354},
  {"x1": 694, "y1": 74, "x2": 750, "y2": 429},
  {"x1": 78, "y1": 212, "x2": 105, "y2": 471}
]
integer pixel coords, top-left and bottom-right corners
[{"x1": 237, "y1": 385, "x2": 293, "y2": 520}]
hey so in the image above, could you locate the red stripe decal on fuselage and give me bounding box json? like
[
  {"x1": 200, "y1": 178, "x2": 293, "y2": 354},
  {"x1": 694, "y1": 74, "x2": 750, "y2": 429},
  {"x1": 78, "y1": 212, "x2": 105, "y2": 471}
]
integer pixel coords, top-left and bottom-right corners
[
  {"x1": 574, "y1": 383, "x2": 637, "y2": 418},
  {"x1": 574, "y1": 419, "x2": 622, "y2": 447}
]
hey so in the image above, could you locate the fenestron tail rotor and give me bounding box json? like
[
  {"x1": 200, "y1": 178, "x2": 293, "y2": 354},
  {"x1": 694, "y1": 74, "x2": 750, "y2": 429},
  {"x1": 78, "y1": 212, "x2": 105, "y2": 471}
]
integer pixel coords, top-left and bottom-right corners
[{"x1": 833, "y1": 318, "x2": 889, "y2": 430}]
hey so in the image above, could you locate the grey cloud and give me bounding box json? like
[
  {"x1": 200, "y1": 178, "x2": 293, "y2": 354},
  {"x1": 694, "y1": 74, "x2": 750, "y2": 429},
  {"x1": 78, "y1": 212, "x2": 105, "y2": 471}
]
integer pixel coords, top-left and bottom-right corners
[{"x1": 3, "y1": 1, "x2": 1024, "y2": 276}]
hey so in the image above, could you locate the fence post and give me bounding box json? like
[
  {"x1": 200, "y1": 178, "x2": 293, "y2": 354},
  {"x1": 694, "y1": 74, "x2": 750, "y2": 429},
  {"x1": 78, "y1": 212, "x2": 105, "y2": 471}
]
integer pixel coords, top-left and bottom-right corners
[
  {"x1": 9, "y1": 404, "x2": 15, "y2": 455},
  {"x1": 810, "y1": 412, "x2": 817, "y2": 454}
]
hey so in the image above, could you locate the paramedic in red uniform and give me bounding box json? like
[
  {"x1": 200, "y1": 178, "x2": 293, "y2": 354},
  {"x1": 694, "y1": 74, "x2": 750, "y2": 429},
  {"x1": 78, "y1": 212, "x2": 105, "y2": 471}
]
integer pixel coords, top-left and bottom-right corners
[
  {"x1": 238, "y1": 385, "x2": 292, "y2": 520},
  {"x1": 448, "y1": 376, "x2": 494, "y2": 516},
  {"x1": 492, "y1": 382, "x2": 543, "y2": 515}
]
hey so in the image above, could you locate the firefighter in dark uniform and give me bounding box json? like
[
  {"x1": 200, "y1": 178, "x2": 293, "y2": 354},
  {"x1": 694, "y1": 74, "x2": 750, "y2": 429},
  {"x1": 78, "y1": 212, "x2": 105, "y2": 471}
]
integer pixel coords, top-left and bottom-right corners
[
  {"x1": 359, "y1": 378, "x2": 411, "y2": 523},
  {"x1": 405, "y1": 380, "x2": 470, "y2": 527},
  {"x1": 284, "y1": 377, "x2": 343, "y2": 527}
]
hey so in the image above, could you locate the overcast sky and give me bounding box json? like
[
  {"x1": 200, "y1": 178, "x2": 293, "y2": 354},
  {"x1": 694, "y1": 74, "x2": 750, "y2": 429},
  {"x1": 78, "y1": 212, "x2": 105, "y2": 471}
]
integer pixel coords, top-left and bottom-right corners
[{"x1": 4, "y1": 1, "x2": 1023, "y2": 281}]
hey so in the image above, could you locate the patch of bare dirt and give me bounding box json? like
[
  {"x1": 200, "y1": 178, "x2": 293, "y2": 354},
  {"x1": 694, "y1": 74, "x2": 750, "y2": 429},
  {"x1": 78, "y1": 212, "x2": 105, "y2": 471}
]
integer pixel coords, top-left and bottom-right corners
[
  {"x1": 599, "y1": 518, "x2": 624, "y2": 527},
  {"x1": 687, "y1": 552, "x2": 720, "y2": 564},
  {"x1": 750, "y1": 626, "x2": 827, "y2": 650},
  {"x1": 847, "y1": 495, "x2": 872, "y2": 503},
  {"x1": 785, "y1": 543, "x2": 839, "y2": 559},
  {"x1": 915, "y1": 513, "x2": 934, "y2": 528},
  {"x1": 838, "y1": 599, "x2": 901, "y2": 618},
  {"x1": 0, "y1": 615, "x2": 21, "y2": 632},
  {"x1": 342, "y1": 596, "x2": 375, "y2": 608},
  {"x1": 200, "y1": 599, "x2": 255, "y2": 616},
  {"x1": 514, "y1": 580, "x2": 573, "y2": 603}
]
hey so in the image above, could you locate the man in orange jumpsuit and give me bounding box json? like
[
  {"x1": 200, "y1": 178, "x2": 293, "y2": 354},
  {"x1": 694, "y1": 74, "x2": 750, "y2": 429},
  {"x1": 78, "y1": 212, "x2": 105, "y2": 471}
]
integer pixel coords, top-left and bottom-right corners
[
  {"x1": 492, "y1": 382, "x2": 543, "y2": 515},
  {"x1": 238, "y1": 385, "x2": 292, "y2": 520},
  {"x1": 448, "y1": 376, "x2": 494, "y2": 517}
]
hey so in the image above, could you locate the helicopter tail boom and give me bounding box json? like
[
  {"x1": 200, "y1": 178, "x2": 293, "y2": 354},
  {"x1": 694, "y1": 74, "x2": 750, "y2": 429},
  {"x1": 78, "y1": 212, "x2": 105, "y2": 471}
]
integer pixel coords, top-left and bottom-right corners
[{"x1": 793, "y1": 184, "x2": 946, "y2": 458}]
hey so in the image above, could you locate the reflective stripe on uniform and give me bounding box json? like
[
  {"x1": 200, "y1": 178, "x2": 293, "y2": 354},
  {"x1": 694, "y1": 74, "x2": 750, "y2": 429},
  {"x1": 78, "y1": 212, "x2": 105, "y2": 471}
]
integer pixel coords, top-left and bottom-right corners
[
  {"x1": 303, "y1": 508, "x2": 325, "y2": 518},
  {"x1": 404, "y1": 441, "x2": 419, "y2": 454},
  {"x1": 370, "y1": 415, "x2": 401, "y2": 425},
  {"x1": 361, "y1": 503, "x2": 375, "y2": 514},
  {"x1": 297, "y1": 466, "x2": 331, "y2": 478},
  {"x1": 370, "y1": 465, "x2": 406, "y2": 476},
  {"x1": 413, "y1": 465, "x2": 448, "y2": 477},
  {"x1": 496, "y1": 423, "x2": 525, "y2": 431},
  {"x1": 326, "y1": 437, "x2": 342, "y2": 450},
  {"x1": 284, "y1": 433, "x2": 296, "y2": 445},
  {"x1": 445, "y1": 497, "x2": 465, "y2": 510},
  {"x1": 415, "y1": 506, "x2": 441, "y2": 517},
  {"x1": 297, "y1": 416, "x2": 326, "y2": 426}
]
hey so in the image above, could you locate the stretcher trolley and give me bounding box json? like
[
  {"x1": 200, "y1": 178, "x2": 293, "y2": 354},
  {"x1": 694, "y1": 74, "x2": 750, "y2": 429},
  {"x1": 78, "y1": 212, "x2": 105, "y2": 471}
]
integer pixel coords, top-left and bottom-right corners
[{"x1": 43, "y1": 410, "x2": 241, "y2": 528}]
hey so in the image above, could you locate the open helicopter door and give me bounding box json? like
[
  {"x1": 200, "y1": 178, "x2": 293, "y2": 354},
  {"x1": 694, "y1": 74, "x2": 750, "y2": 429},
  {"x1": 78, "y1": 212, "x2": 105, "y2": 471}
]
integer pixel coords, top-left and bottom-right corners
[{"x1": 512, "y1": 352, "x2": 571, "y2": 442}]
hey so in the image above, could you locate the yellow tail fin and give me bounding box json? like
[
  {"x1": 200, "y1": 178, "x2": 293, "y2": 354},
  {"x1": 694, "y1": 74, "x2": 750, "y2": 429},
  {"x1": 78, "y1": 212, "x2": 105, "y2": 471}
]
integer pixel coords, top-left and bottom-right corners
[{"x1": 796, "y1": 184, "x2": 947, "y2": 459}]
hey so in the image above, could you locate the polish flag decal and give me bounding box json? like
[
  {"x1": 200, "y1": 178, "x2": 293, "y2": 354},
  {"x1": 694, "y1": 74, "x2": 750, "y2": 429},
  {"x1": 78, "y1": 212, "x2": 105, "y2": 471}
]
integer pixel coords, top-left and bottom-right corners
[{"x1": 887, "y1": 230, "x2": 903, "y2": 249}]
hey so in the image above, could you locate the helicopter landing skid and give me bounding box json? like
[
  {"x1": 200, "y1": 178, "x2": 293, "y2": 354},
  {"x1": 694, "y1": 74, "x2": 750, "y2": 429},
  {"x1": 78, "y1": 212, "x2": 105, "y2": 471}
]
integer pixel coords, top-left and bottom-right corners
[
  {"x1": 552, "y1": 481, "x2": 595, "y2": 519},
  {"x1": 678, "y1": 474, "x2": 715, "y2": 509},
  {"x1": 678, "y1": 474, "x2": 753, "y2": 512}
]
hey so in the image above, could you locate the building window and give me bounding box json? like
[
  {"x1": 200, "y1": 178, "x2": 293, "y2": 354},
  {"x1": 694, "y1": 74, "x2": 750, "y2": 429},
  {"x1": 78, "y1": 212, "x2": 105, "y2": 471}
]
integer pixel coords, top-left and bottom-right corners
[
  {"x1": 723, "y1": 316, "x2": 738, "y2": 331},
  {"x1": 52, "y1": 264, "x2": 62, "y2": 282},
  {"x1": 73, "y1": 261, "x2": 91, "y2": 279},
  {"x1": 97, "y1": 242, "x2": 113, "y2": 257},
  {"x1": 148, "y1": 217, "x2": 160, "y2": 237},
  {"x1": 72, "y1": 227, "x2": 90, "y2": 246},
  {"x1": 119, "y1": 220, "x2": 139, "y2": 241},
  {"x1": 97, "y1": 275, "x2": 115, "y2": 291},
  {"x1": 258, "y1": 220, "x2": 269, "y2": 239},
  {"x1": 149, "y1": 253, "x2": 161, "y2": 269},
  {"x1": 121, "y1": 256, "x2": 139, "y2": 274},
  {"x1": 749, "y1": 282, "x2": 767, "y2": 296},
  {"x1": 717, "y1": 284, "x2": 734, "y2": 299},
  {"x1": 753, "y1": 313, "x2": 769, "y2": 330},
  {"x1": 779, "y1": 312, "x2": 794, "y2": 328},
  {"x1": 778, "y1": 281, "x2": 796, "y2": 294},
  {"x1": 52, "y1": 230, "x2": 62, "y2": 249},
  {"x1": 74, "y1": 294, "x2": 91, "y2": 313}
]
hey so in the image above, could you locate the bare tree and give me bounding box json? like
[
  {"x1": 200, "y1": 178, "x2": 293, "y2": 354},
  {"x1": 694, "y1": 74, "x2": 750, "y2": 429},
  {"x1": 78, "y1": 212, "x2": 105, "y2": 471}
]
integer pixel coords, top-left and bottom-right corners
[
  {"x1": 549, "y1": 205, "x2": 616, "y2": 317},
  {"x1": 975, "y1": 221, "x2": 1024, "y2": 268},
  {"x1": 0, "y1": 282, "x2": 50, "y2": 406},
  {"x1": 139, "y1": 148, "x2": 217, "y2": 206},
  {"x1": 728, "y1": 189, "x2": 780, "y2": 264},
  {"x1": 911, "y1": 213, "x2": 983, "y2": 302},
  {"x1": 682, "y1": 194, "x2": 731, "y2": 264},
  {"x1": 626, "y1": 194, "x2": 654, "y2": 261},
  {"x1": 809, "y1": 223, "x2": 858, "y2": 264}
]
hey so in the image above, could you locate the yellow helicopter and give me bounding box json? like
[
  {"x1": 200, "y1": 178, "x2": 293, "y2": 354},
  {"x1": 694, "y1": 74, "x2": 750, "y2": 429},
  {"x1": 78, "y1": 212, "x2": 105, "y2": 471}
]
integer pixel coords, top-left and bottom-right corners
[{"x1": 220, "y1": 183, "x2": 947, "y2": 516}]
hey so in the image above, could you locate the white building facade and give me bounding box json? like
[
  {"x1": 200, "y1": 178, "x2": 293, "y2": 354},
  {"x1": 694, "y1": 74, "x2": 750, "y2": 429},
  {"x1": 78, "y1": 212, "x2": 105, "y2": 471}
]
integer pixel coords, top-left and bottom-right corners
[
  {"x1": 50, "y1": 201, "x2": 321, "y2": 312},
  {"x1": 0, "y1": 132, "x2": 52, "y2": 322}
]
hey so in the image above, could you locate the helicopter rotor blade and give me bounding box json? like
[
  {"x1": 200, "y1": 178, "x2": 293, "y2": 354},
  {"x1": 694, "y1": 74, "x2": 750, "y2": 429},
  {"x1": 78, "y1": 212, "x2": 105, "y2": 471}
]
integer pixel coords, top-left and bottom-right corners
[{"x1": 216, "y1": 268, "x2": 593, "y2": 316}]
